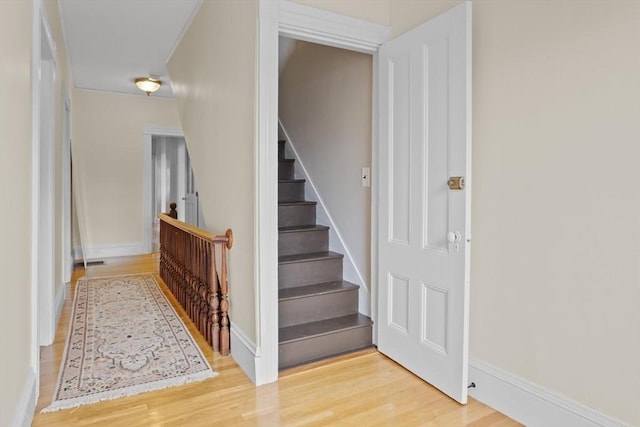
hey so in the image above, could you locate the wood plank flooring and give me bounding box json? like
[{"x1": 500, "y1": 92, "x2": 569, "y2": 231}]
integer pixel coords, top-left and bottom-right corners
[{"x1": 32, "y1": 254, "x2": 520, "y2": 426}]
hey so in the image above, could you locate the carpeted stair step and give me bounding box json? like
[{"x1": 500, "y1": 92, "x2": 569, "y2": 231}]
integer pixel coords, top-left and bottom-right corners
[
  {"x1": 278, "y1": 139, "x2": 286, "y2": 160},
  {"x1": 278, "y1": 225, "x2": 329, "y2": 256},
  {"x1": 278, "y1": 313, "x2": 373, "y2": 369},
  {"x1": 278, "y1": 251, "x2": 343, "y2": 289},
  {"x1": 279, "y1": 179, "x2": 305, "y2": 202},
  {"x1": 279, "y1": 281, "x2": 359, "y2": 328},
  {"x1": 278, "y1": 201, "x2": 317, "y2": 228},
  {"x1": 279, "y1": 158, "x2": 295, "y2": 180}
]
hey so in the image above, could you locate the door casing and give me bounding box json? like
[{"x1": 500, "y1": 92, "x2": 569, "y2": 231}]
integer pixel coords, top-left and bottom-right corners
[{"x1": 254, "y1": 0, "x2": 388, "y2": 385}]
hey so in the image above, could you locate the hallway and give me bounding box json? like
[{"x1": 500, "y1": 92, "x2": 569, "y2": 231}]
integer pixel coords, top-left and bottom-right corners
[{"x1": 32, "y1": 254, "x2": 518, "y2": 426}]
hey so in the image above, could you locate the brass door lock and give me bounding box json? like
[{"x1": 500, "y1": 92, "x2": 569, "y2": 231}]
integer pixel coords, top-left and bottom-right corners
[{"x1": 447, "y1": 176, "x2": 465, "y2": 190}]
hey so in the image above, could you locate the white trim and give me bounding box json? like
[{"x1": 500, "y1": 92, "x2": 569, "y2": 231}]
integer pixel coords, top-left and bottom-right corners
[
  {"x1": 143, "y1": 127, "x2": 184, "y2": 253},
  {"x1": 73, "y1": 242, "x2": 147, "y2": 261},
  {"x1": 54, "y1": 282, "x2": 66, "y2": 328},
  {"x1": 56, "y1": 0, "x2": 75, "y2": 85},
  {"x1": 62, "y1": 84, "x2": 72, "y2": 284},
  {"x1": 469, "y1": 359, "x2": 630, "y2": 427},
  {"x1": 39, "y1": 3, "x2": 57, "y2": 345},
  {"x1": 278, "y1": 0, "x2": 389, "y2": 54},
  {"x1": 40, "y1": 4, "x2": 57, "y2": 65},
  {"x1": 38, "y1": 55, "x2": 56, "y2": 346},
  {"x1": 230, "y1": 321, "x2": 259, "y2": 383},
  {"x1": 278, "y1": 121, "x2": 371, "y2": 316},
  {"x1": 11, "y1": 367, "x2": 37, "y2": 427},
  {"x1": 370, "y1": 52, "x2": 380, "y2": 344},
  {"x1": 255, "y1": 0, "x2": 280, "y2": 386}
]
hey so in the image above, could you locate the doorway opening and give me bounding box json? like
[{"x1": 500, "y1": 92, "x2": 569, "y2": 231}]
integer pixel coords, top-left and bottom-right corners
[{"x1": 149, "y1": 135, "x2": 200, "y2": 252}]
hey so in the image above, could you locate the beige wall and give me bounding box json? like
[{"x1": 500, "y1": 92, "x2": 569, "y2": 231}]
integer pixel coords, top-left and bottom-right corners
[
  {"x1": 0, "y1": 1, "x2": 33, "y2": 425},
  {"x1": 279, "y1": 41, "x2": 372, "y2": 290},
  {"x1": 390, "y1": 1, "x2": 640, "y2": 424},
  {"x1": 290, "y1": 0, "x2": 389, "y2": 26},
  {"x1": 167, "y1": 0, "x2": 258, "y2": 341},
  {"x1": 71, "y1": 90, "x2": 180, "y2": 250}
]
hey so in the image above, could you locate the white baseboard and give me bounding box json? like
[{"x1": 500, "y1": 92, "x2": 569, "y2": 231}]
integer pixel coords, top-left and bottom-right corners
[
  {"x1": 11, "y1": 367, "x2": 36, "y2": 427},
  {"x1": 230, "y1": 322, "x2": 259, "y2": 384},
  {"x1": 278, "y1": 120, "x2": 371, "y2": 317},
  {"x1": 469, "y1": 358, "x2": 630, "y2": 427},
  {"x1": 54, "y1": 281, "x2": 66, "y2": 327},
  {"x1": 73, "y1": 242, "x2": 147, "y2": 261},
  {"x1": 230, "y1": 322, "x2": 278, "y2": 386}
]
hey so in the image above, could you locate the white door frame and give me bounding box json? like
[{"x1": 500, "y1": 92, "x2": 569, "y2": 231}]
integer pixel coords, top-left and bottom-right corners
[
  {"x1": 31, "y1": 0, "x2": 57, "y2": 394},
  {"x1": 62, "y1": 85, "x2": 72, "y2": 283},
  {"x1": 142, "y1": 127, "x2": 184, "y2": 253},
  {"x1": 254, "y1": 0, "x2": 388, "y2": 385},
  {"x1": 36, "y1": 1, "x2": 57, "y2": 347}
]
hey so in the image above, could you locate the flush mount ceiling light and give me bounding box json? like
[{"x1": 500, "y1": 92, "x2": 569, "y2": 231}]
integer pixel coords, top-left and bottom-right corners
[{"x1": 135, "y1": 77, "x2": 162, "y2": 96}]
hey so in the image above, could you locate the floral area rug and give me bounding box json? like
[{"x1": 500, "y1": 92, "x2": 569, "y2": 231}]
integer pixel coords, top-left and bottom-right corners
[{"x1": 43, "y1": 273, "x2": 216, "y2": 412}]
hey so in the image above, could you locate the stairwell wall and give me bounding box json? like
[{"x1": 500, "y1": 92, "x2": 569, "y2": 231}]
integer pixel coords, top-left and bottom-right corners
[
  {"x1": 279, "y1": 40, "x2": 373, "y2": 293},
  {"x1": 167, "y1": 0, "x2": 258, "y2": 342}
]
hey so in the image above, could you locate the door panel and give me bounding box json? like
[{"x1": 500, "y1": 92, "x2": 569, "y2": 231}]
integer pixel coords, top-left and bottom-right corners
[
  {"x1": 377, "y1": 2, "x2": 471, "y2": 404},
  {"x1": 389, "y1": 55, "x2": 411, "y2": 245}
]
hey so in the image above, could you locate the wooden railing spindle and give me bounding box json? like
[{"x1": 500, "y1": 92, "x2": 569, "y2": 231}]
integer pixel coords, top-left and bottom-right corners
[{"x1": 158, "y1": 213, "x2": 233, "y2": 356}]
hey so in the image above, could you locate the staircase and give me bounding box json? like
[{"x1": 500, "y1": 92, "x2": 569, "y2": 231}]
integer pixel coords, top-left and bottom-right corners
[{"x1": 278, "y1": 139, "x2": 373, "y2": 369}]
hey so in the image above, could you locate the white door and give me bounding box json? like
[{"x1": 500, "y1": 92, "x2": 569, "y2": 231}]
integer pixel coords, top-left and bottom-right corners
[{"x1": 377, "y1": 2, "x2": 472, "y2": 403}]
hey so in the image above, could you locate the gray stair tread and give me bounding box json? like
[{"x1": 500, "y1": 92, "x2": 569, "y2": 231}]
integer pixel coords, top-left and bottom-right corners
[
  {"x1": 279, "y1": 158, "x2": 295, "y2": 163},
  {"x1": 279, "y1": 313, "x2": 372, "y2": 344},
  {"x1": 279, "y1": 281, "x2": 358, "y2": 301},
  {"x1": 279, "y1": 225, "x2": 329, "y2": 233},
  {"x1": 279, "y1": 179, "x2": 305, "y2": 183},
  {"x1": 279, "y1": 251, "x2": 343, "y2": 264}
]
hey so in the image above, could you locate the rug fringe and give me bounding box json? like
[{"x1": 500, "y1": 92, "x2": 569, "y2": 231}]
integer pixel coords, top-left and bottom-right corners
[{"x1": 42, "y1": 370, "x2": 217, "y2": 413}]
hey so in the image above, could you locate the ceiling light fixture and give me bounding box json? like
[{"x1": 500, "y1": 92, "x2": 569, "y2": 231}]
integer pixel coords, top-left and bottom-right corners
[{"x1": 135, "y1": 77, "x2": 162, "y2": 96}]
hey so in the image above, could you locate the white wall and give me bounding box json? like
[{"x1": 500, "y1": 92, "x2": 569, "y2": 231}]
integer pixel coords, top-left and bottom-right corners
[
  {"x1": 71, "y1": 90, "x2": 181, "y2": 257},
  {"x1": 167, "y1": 0, "x2": 258, "y2": 342},
  {"x1": 389, "y1": 1, "x2": 639, "y2": 425},
  {"x1": 279, "y1": 40, "x2": 372, "y2": 290},
  {"x1": 0, "y1": 2, "x2": 34, "y2": 425}
]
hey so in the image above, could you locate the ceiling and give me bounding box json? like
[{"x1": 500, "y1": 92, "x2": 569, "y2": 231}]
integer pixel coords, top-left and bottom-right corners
[{"x1": 59, "y1": 0, "x2": 201, "y2": 98}]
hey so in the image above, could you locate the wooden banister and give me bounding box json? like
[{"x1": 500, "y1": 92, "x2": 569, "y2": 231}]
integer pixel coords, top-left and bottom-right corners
[{"x1": 158, "y1": 213, "x2": 233, "y2": 356}]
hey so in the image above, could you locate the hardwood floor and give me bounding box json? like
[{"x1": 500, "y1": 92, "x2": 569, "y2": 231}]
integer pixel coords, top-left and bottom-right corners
[{"x1": 32, "y1": 254, "x2": 519, "y2": 426}]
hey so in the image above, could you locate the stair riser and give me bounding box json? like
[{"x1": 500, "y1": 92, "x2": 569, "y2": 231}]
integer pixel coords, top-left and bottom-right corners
[
  {"x1": 278, "y1": 205, "x2": 316, "y2": 228},
  {"x1": 279, "y1": 258, "x2": 342, "y2": 289},
  {"x1": 278, "y1": 141, "x2": 285, "y2": 160},
  {"x1": 278, "y1": 182, "x2": 305, "y2": 202},
  {"x1": 279, "y1": 229, "x2": 328, "y2": 256},
  {"x1": 279, "y1": 161, "x2": 294, "y2": 180},
  {"x1": 278, "y1": 324, "x2": 372, "y2": 369},
  {"x1": 279, "y1": 289, "x2": 358, "y2": 328}
]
